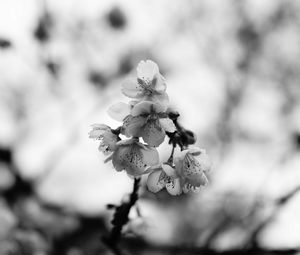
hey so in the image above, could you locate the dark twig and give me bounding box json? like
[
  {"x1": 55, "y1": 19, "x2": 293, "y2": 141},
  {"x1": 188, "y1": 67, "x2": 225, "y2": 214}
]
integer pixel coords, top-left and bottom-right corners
[
  {"x1": 275, "y1": 186, "x2": 300, "y2": 205},
  {"x1": 166, "y1": 111, "x2": 196, "y2": 151},
  {"x1": 167, "y1": 144, "x2": 176, "y2": 164},
  {"x1": 103, "y1": 177, "x2": 141, "y2": 254}
]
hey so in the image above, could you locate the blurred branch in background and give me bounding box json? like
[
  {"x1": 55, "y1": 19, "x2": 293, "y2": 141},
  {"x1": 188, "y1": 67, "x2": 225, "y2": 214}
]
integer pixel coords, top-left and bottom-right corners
[
  {"x1": 121, "y1": 238, "x2": 300, "y2": 255},
  {"x1": 246, "y1": 185, "x2": 300, "y2": 248}
]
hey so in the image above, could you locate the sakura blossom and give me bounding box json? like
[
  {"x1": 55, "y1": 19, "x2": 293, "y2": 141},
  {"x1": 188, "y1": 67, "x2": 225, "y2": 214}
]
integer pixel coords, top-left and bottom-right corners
[
  {"x1": 121, "y1": 60, "x2": 169, "y2": 106},
  {"x1": 122, "y1": 101, "x2": 176, "y2": 147},
  {"x1": 147, "y1": 164, "x2": 182, "y2": 195},
  {"x1": 174, "y1": 147, "x2": 211, "y2": 193},
  {"x1": 105, "y1": 138, "x2": 160, "y2": 176},
  {"x1": 88, "y1": 124, "x2": 120, "y2": 155}
]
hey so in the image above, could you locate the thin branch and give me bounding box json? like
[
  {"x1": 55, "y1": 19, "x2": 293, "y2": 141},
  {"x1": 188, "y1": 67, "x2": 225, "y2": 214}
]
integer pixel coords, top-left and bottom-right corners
[
  {"x1": 167, "y1": 144, "x2": 176, "y2": 164},
  {"x1": 103, "y1": 177, "x2": 141, "y2": 254}
]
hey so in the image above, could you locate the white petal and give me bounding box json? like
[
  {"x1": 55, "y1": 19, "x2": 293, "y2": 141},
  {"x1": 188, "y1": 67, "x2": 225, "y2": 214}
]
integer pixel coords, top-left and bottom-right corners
[
  {"x1": 113, "y1": 144, "x2": 141, "y2": 174},
  {"x1": 91, "y1": 124, "x2": 110, "y2": 129},
  {"x1": 112, "y1": 146, "x2": 128, "y2": 171},
  {"x1": 115, "y1": 142, "x2": 157, "y2": 176},
  {"x1": 89, "y1": 124, "x2": 110, "y2": 139},
  {"x1": 174, "y1": 149, "x2": 189, "y2": 162},
  {"x1": 174, "y1": 150, "x2": 191, "y2": 178},
  {"x1": 143, "y1": 164, "x2": 161, "y2": 174},
  {"x1": 107, "y1": 102, "x2": 131, "y2": 122},
  {"x1": 98, "y1": 143, "x2": 110, "y2": 155},
  {"x1": 185, "y1": 173, "x2": 208, "y2": 188},
  {"x1": 89, "y1": 129, "x2": 104, "y2": 139},
  {"x1": 147, "y1": 171, "x2": 165, "y2": 193},
  {"x1": 190, "y1": 186, "x2": 201, "y2": 193},
  {"x1": 129, "y1": 100, "x2": 140, "y2": 107},
  {"x1": 199, "y1": 173, "x2": 209, "y2": 186},
  {"x1": 188, "y1": 147, "x2": 205, "y2": 156},
  {"x1": 159, "y1": 118, "x2": 176, "y2": 133},
  {"x1": 122, "y1": 115, "x2": 146, "y2": 137},
  {"x1": 197, "y1": 152, "x2": 212, "y2": 172},
  {"x1": 140, "y1": 145, "x2": 160, "y2": 167},
  {"x1": 166, "y1": 178, "x2": 182, "y2": 196},
  {"x1": 183, "y1": 153, "x2": 204, "y2": 178},
  {"x1": 142, "y1": 120, "x2": 165, "y2": 147},
  {"x1": 152, "y1": 101, "x2": 166, "y2": 113},
  {"x1": 137, "y1": 60, "x2": 159, "y2": 81},
  {"x1": 116, "y1": 138, "x2": 136, "y2": 146},
  {"x1": 131, "y1": 101, "x2": 153, "y2": 116},
  {"x1": 104, "y1": 154, "x2": 113, "y2": 163},
  {"x1": 162, "y1": 164, "x2": 177, "y2": 177},
  {"x1": 152, "y1": 93, "x2": 169, "y2": 110},
  {"x1": 102, "y1": 131, "x2": 118, "y2": 151},
  {"x1": 182, "y1": 184, "x2": 190, "y2": 193},
  {"x1": 154, "y1": 74, "x2": 166, "y2": 92},
  {"x1": 122, "y1": 78, "x2": 143, "y2": 98}
]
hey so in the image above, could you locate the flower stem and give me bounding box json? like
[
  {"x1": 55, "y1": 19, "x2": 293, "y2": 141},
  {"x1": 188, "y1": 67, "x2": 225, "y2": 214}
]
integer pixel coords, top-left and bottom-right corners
[
  {"x1": 103, "y1": 177, "x2": 141, "y2": 254},
  {"x1": 167, "y1": 144, "x2": 176, "y2": 164}
]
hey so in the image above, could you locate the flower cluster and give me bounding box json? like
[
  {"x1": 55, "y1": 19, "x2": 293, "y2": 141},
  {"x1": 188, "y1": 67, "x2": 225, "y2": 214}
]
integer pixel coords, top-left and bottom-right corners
[{"x1": 89, "y1": 60, "x2": 211, "y2": 195}]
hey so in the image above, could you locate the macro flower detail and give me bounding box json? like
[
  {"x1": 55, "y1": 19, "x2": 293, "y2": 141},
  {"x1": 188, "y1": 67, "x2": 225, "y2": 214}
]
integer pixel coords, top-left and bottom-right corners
[
  {"x1": 122, "y1": 101, "x2": 176, "y2": 147},
  {"x1": 89, "y1": 124, "x2": 119, "y2": 154},
  {"x1": 121, "y1": 60, "x2": 169, "y2": 106},
  {"x1": 147, "y1": 164, "x2": 182, "y2": 195},
  {"x1": 89, "y1": 59, "x2": 211, "y2": 198},
  {"x1": 106, "y1": 139, "x2": 159, "y2": 176},
  {"x1": 174, "y1": 147, "x2": 211, "y2": 193}
]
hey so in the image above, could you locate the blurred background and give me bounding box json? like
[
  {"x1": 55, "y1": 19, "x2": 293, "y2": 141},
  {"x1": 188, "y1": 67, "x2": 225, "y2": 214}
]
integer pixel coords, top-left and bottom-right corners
[{"x1": 0, "y1": 0, "x2": 300, "y2": 254}]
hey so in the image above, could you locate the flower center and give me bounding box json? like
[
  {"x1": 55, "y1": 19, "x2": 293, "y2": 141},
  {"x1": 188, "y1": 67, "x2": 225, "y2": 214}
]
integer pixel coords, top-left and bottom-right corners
[
  {"x1": 183, "y1": 153, "x2": 202, "y2": 177},
  {"x1": 137, "y1": 77, "x2": 157, "y2": 96},
  {"x1": 159, "y1": 171, "x2": 172, "y2": 184}
]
